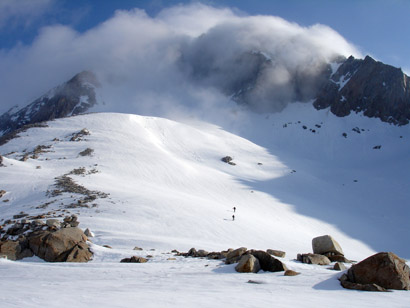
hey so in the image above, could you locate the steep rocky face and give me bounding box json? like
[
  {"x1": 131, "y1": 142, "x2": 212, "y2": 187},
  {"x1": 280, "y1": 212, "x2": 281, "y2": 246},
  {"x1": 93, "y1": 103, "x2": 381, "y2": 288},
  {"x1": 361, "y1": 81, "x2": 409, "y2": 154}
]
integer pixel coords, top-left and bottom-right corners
[
  {"x1": 0, "y1": 71, "x2": 100, "y2": 136},
  {"x1": 314, "y1": 56, "x2": 410, "y2": 125}
]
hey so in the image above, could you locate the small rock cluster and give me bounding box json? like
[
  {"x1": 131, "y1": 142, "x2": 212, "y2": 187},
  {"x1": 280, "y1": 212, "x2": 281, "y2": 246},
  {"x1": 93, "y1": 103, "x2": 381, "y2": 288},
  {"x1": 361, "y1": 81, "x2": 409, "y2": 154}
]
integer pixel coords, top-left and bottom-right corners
[
  {"x1": 70, "y1": 128, "x2": 90, "y2": 142},
  {"x1": 20, "y1": 144, "x2": 53, "y2": 161},
  {"x1": 0, "y1": 215, "x2": 92, "y2": 262},
  {"x1": 297, "y1": 235, "x2": 350, "y2": 270},
  {"x1": 178, "y1": 247, "x2": 288, "y2": 274},
  {"x1": 221, "y1": 156, "x2": 236, "y2": 165}
]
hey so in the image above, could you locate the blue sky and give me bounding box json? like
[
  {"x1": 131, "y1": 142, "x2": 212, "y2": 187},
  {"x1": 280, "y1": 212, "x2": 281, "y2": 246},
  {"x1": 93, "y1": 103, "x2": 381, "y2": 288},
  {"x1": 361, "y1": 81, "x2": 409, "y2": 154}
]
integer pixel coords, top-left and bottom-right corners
[
  {"x1": 0, "y1": 0, "x2": 409, "y2": 114},
  {"x1": 1, "y1": 0, "x2": 409, "y2": 71}
]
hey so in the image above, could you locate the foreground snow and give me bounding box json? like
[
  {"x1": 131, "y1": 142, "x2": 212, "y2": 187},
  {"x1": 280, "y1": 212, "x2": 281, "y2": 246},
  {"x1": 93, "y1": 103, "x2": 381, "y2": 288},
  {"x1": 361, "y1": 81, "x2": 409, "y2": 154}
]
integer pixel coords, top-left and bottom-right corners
[
  {"x1": 0, "y1": 104, "x2": 409, "y2": 307},
  {"x1": 1, "y1": 253, "x2": 409, "y2": 308}
]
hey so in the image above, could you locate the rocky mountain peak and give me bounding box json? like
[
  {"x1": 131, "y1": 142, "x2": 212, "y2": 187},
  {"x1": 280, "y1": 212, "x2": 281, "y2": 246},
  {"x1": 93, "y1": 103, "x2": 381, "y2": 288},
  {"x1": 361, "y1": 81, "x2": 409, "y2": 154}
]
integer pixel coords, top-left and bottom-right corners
[
  {"x1": 314, "y1": 55, "x2": 410, "y2": 125},
  {"x1": 0, "y1": 71, "x2": 100, "y2": 136}
]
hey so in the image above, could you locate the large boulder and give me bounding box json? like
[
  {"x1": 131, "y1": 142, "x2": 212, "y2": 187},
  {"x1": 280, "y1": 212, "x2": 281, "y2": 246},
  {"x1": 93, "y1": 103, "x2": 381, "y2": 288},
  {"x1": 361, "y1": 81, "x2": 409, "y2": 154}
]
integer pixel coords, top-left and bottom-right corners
[
  {"x1": 312, "y1": 235, "x2": 344, "y2": 256},
  {"x1": 342, "y1": 252, "x2": 410, "y2": 291},
  {"x1": 250, "y1": 250, "x2": 288, "y2": 272},
  {"x1": 28, "y1": 227, "x2": 92, "y2": 262},
  {"x1": 235, "y1": 254, "x2": 260, "y2": 273}
]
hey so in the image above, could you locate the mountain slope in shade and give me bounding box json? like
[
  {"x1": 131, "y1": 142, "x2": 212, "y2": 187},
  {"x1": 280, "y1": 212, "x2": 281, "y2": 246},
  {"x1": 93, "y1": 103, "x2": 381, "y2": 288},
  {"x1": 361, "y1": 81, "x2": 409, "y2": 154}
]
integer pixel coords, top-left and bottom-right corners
[{"x1": 0, "y1": 71, "x2": 100, "y2": 136}]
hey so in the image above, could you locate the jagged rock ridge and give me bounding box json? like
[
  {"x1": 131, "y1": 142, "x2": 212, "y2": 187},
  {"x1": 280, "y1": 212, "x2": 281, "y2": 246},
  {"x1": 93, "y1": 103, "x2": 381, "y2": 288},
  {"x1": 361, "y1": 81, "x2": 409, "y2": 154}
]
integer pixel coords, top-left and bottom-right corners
[
  {"x1": 314, "y1": 56, "x2": 410, "y2": 125},
  {"x1": 0, "y1": 71, "x2": 100, "y2": 136}
]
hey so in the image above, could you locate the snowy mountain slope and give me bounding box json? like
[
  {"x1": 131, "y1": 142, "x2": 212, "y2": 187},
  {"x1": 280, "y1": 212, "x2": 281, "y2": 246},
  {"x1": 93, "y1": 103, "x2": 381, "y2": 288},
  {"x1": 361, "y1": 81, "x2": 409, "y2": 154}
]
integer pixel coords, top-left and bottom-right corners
[
  {"x1": 1, "y1": 107, "x2": 408, "y2": 259},
  {"x1": 0, "y1": 107, "x2": 409, "y2": 307}
]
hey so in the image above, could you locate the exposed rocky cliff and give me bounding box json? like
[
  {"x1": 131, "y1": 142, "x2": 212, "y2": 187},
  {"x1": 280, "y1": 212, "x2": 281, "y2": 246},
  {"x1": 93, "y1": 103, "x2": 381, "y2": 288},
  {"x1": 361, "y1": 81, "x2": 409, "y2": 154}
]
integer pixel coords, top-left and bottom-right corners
[
  {"x1": 0, "y1": 71, "x2": 100, "y2": 136},
  {"x1": 314, "y1": 56, "x2": 410, "y2": 125}
]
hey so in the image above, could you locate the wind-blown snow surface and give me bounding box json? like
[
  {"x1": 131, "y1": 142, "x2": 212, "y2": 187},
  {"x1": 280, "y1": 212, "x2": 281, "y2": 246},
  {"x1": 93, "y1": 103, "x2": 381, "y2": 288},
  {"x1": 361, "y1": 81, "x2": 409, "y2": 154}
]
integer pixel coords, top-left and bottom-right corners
[{"x1": 0, "y1": 105, "x2": 409, "y2": 307}]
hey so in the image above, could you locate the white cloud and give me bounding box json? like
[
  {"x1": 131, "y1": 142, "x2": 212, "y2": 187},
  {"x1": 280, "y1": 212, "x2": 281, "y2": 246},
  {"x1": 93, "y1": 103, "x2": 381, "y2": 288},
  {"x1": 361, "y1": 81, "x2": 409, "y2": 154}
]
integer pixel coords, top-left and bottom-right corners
[
  {"x1": 0, "y1": 3, "x2": 361, "y2": 118},
  {"x1": 0, "y1": 0, "x2": 54, "y2": 29}
]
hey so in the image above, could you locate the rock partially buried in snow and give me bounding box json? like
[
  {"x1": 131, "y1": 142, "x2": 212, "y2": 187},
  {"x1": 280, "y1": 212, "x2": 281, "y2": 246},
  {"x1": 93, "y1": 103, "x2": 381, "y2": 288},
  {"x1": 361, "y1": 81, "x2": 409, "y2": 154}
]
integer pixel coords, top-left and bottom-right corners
[
  {"x1": 235, "y1": 254, "x2": 260, "y2": 273},
  {"x1": 284, "y1": 270, "x2": 300, "y2": 276},
  {"x1": 340, "y1": 252, "x2": 410, "y2": 291},
  {"x1": 312, "y1": 235, "x2": 344, "y2": 256},
  {"x1": 297, "y1": 253, "x2": 331, "y2": 265},
  {"x1": 120, "y1": 256, "x2": 148, "y2": 263}
]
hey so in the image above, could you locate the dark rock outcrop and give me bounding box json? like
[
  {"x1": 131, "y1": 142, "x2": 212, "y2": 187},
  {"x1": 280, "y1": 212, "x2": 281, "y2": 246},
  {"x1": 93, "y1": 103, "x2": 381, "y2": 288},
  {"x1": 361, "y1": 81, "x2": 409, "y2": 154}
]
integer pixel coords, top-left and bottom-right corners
[
  {"x1": 249, "y1": 250, "x2": 288, "y2": 272},
  {"x1": 0, "y1": 71, "x2": 100, "y2": 136},
  {"x1": 340, "y1": 252, "x2": 410, "y2": 291},
  {"x1": 314, "y1": 56, "x2": 410, "y2": 125}
]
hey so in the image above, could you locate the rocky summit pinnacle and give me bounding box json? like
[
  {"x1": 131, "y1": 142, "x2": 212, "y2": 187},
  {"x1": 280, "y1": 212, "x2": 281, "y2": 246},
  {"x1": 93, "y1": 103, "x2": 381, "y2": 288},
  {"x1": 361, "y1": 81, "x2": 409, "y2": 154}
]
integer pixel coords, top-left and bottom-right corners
[{"x1": 0, "y1": 71, "x2": 100, "y2": 136}]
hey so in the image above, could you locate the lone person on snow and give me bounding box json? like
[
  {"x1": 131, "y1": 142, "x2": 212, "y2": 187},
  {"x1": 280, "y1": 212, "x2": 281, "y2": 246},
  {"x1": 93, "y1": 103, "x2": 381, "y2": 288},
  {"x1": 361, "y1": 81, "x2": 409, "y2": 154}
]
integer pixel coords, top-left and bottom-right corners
[{"x1": 233, "y1": 206, "x2": 236, "y2": 213}]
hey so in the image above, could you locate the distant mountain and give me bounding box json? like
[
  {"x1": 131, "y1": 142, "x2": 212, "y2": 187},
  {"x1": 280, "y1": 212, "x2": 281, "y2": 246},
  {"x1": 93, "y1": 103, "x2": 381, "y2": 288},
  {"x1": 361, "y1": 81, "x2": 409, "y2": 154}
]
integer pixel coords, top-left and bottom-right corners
[
  {"x1": 1, "y1": 55, "x2": 409, "y2": 137},
  {"x1": 0, "y1": 71, "x2": 100, "y2": 136}
]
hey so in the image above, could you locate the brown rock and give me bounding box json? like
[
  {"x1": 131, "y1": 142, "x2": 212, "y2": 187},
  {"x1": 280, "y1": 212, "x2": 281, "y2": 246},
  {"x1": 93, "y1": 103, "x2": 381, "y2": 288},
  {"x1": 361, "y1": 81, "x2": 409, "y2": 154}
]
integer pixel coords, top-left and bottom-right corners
[
  {"x1": 339, "y1": 273, "x2": 388, "y2": 292},
  {"x1": 120, "y1": 256, "x2": 148, "y2": 263},
  {"x1": 28, "y1": 227, "x2": 91, "y2": 262},
  {"x1": 250, "y1": 250, "x2": 288, "y2": 272},
  {"x1": 328, "y1": 255, "x2": 351, "y2": 263},
  {"x1": 225, "y1": 247, "x2": 247, "y2": 264},
  {"x1": 206, "y1": 252, "x2": 225, "y2": 260},
  {"x1": 284, "y1": 270, "x2": 300, "y2": 276},
  {"x1": 312, "y1": 235, "x2": 344, "y2": 256},
  {"x1": 187, "y1": 247, "x2": 197, "y2": 257},
  {"x1": 346, "y1": 252, "x2": 410, "y2": 290},
  {"x1": 267, "y1": 249, "x2": 286, "y2": 258},
  {"x1": 196, "y1": 249, "x2": 209, "y2": 258},
  {"x1": 297, "y1": 253, "x2": 331, "y2": 265},
  {"x1": 235, "y1": 254, "x2": 261, "y2": 273},
  {"x1": 66, "y1": 242, "x2": 93, "y2": 262},
  {"x1": 0, "y1": 190, "x2": 6, "y2": 198},
  {"x1": 0, "y1": 239, "x2": 33, "y2": 260},
  {"x1": 334, "y1": 262, "x2": 346, "y2": 271}
]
